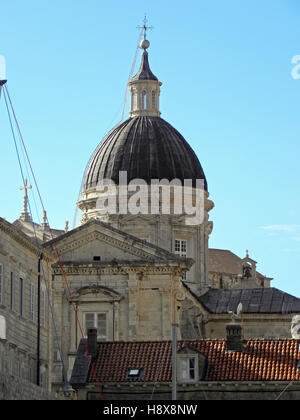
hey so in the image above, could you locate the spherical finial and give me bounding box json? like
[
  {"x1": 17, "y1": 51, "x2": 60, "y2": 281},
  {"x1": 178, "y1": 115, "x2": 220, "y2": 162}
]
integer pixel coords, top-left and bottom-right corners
[{"x1": 140, "y1": 39, "x2": 150, "y2": 50}]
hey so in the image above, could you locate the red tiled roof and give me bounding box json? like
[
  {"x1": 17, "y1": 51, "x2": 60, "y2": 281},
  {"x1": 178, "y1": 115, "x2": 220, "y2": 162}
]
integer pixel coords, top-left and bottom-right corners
[
  {"x1": 89, "y1": 339, "x2": 300, "y2": 383},
  {"x1": 208, "y1": 248, "x2": 268, "y2": 279}
]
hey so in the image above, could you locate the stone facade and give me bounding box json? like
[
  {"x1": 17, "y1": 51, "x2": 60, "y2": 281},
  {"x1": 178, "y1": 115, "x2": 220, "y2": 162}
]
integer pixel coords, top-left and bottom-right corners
[
  {"x1": 208, "y1": 249, "x2": 273, "y2": 289},
  {"x1": 81, "y1": 381, "x2": 300, "y2": 401},
  {"x1": 0, "y1": 217, "x2": 54, "y2": 392},
  {"x1": 42, "y1": 219, "x2": 194, "y2": 389},
  {"x1": 0, "y1": 373, "x2": 65, "y2": 400},
  {"x1": 1, "y1": 34, "x2": 299, "y2": 401}
]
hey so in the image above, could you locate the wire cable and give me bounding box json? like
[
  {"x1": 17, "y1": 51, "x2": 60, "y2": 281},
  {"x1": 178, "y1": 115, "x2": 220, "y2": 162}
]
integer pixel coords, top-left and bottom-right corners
[
  {"x1": 3, "y1": 85, "x2": 104, "y2": 399},
  {"x1": 3, "y1": 86, "x2": 71, "y2": 398}
]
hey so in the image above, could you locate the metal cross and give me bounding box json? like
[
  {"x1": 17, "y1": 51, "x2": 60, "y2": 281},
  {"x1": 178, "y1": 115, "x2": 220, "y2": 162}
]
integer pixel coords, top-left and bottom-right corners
[
  {"x1": 137, "y1": 15, "x2": 153, "y2": 40},
  {"x1": 19, "y1": 178, "x2": 32, "y2": 215}
]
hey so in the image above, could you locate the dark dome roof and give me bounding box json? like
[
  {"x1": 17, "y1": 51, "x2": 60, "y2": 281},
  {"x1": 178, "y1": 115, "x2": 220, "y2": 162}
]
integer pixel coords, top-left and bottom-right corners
[{"x1": 83, "y1": 116, "x2": 207, "y2": 191}]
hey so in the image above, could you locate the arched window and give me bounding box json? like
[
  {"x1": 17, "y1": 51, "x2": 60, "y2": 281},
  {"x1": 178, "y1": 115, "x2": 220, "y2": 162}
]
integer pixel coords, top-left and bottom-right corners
[
  {"x1": 141, "y1": 90, "x2": 147, "y2": 110},
  {"x1": 152, "y1": 91, "x2": 156, "y2": 109},
  {"x1": 132, "y1": 92, "x2": 137, "y2": 110}
]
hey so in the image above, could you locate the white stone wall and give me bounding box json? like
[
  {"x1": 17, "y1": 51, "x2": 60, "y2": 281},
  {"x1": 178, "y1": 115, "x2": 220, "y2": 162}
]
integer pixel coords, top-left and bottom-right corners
[
  {"x1": 0, "y1": 373, "x2": 65, "y2": 400},
  {"x1": 0, "y1": 222, "x2": 53, "y2": 391}
]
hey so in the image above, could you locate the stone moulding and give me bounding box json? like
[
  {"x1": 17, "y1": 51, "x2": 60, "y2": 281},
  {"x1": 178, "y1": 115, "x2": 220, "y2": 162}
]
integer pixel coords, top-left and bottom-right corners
[
  {"x1": 0, "y1": 218, "x2": 54, "y2": 262},
  {"x1": 72, "y1": 284, "x2": 123, "y2": 301},
  {"x1": 50, "y1": 231, "x2": 170, "y2": 262},
  {"x1": 52, "y1": 262, "x2": 187, "y2": 276}
]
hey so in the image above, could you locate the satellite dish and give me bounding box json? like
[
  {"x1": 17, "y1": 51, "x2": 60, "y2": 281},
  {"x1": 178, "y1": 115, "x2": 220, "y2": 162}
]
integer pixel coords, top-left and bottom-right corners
[
  {"x1": 228, "y1": 302, "x2": 243, "y2": 323},
  {"x1": 291, "y1": 315, "x2": 300, "y2": 339}
]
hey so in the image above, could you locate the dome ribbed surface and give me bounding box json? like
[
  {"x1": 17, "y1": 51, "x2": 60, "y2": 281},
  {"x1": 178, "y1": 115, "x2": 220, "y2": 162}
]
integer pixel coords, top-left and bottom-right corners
[{"x1": 83, "y1": 116, "x2": 207, "y2": 190}]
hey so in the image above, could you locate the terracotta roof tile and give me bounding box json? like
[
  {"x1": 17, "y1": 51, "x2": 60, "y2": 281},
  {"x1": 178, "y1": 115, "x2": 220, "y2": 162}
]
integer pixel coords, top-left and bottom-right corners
[{"x1": 87, "y1": 339, "x2": 300, "y2": 384}]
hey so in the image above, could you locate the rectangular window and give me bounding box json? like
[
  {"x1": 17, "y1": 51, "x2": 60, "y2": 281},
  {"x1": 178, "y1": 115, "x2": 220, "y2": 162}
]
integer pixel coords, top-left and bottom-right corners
[
  {"x1": 10, "y1": 272, "x2": 14, "y2": 310},
  {"x1": 17, "y1": 361, "x2": 22, "y2": 378},
  {"x1": 181, "y1": 357, "x2": 196, "y2": 381},
  {"x1": 152, "y1": 90, "x2": 156, "y2": 109},
  {"x1": 175, "y1": 239, "x2": 187, "y2": 256},
  {"x1": 174, "y1": 239, "x2": 187, "y2": 280},
  {"x1": 189, "y1": 358, "x2": 195, "y2": 379},
  {"x1": 30, "y1": 284, "x2": 35, "y2": 321},
  {"x1": 40, "y1": 371, "x2": 45, "y2": 387},
  {"x1": 0, "y1": 264, "x2": 3, "y2": 304},
  {"x1": 85, "y1": 313, "x2": 107, "y2": 341},
  {"x1": 9, "y1": 359, "x2": 13, "y2": 376},
  {"x1": 20, "y1": 278, "x2": 24, "y2": 316},
  {"x1": 40, "y1": 290, "x2": 45, "y2": 327}
]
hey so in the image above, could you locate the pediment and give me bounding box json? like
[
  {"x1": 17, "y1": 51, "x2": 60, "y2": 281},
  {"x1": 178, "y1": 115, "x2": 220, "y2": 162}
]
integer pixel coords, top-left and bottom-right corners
[
  {"x1": 178, "y1": 344, "x2": 203, "y2": 356},
  {"x1": 43, "y1": 219, "x2": 181, "y2": 264},
  {"x1": 72, "y1": 285, "x2": 122, "y2": 302}
]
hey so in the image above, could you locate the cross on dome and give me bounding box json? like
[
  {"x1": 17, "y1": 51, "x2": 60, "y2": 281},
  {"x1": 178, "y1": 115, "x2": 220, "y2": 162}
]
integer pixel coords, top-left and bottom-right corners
[{"x1": 137, "y1": 15, "x2": 153, "y2": 41}]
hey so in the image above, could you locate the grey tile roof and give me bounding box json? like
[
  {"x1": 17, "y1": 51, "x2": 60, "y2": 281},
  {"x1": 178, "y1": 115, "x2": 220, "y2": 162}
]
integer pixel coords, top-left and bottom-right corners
[{"x1": 197, "y1": 287, "x2": 300, "y2": 314}]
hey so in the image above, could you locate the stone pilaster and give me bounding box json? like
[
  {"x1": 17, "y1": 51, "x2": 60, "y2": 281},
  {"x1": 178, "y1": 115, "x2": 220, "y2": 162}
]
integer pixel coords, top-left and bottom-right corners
[{"x1": 126, "y1": 273, "x2": 138, "y2": 341}]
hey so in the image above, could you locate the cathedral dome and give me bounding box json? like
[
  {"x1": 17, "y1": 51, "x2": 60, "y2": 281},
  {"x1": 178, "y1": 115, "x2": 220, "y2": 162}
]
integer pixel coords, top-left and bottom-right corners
[{"x1": 83, "y1": 115, "x2": 207, "y2": 191}]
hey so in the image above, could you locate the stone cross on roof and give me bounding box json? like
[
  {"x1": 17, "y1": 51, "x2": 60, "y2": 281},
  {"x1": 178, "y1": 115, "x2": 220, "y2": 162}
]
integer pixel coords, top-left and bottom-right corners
[{"x1": 19, "y1": 178, "x2": 32, "y2": 222}]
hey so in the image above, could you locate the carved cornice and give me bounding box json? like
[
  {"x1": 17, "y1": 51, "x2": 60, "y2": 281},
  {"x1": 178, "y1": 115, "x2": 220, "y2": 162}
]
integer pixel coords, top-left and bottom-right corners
[
  {"x1": 52, "y1": 262, "x2": 186, "y2": 276},
  {"x1": 72, "y1": 284, "x2": 123, "y2": 302},
  {"x1": 0, "y1": 218, "x2": 54, "y2": 262}
]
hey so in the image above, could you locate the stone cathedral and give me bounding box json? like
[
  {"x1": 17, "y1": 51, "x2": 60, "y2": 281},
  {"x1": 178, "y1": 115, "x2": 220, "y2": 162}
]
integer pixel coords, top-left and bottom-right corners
[{"x1": 1, "y1": 33, "x2": 300, "y2": 394}]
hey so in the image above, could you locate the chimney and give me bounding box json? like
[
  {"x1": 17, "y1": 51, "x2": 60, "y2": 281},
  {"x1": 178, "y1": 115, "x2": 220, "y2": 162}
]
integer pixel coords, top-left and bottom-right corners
[
  {"x1": 226, "y1": 322, "x2": 244, "y2": 352},
  {"x1": 87, "y1": 328, "x2": 98, "y2": 359}
]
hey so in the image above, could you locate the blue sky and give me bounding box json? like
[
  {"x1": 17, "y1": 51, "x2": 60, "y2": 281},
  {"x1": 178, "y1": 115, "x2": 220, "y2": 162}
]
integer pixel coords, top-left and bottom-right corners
[{"x1": 0, "y1": 0, "x2": 300, "y2": 296}]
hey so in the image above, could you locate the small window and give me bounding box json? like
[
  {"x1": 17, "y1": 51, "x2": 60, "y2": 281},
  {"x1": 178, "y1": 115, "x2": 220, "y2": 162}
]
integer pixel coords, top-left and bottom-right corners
[
  {"x1": 152, "y1": 91, "x2": 156, "y2": 109},
  {"x1": 40, "y1": 290, "x2": 45, "y2": 327},
  {"x1": 17, "y1": 361, "x2": 22, "y2": 378},
  {"x1": 10, "y1": 272, "x2": 14, "y2": 311},
  {"x1": 40, "y1": 371, "x2": 45, "y2": 387},
  {"x1": 126, "y1": 368, "x2": 144, "y2": 379},
  {"x1": 9, "y1": 359, "x2": 13, "y2": 376},
  {"x1": 30, "y1": 284, "x2": 35, "y2": 321},
  {"x1": 85, "y1": 313, "x2": 107, "y2": 341},
  {"x1": 174, "y1": 239, "x2": 187, "y2": 256},
  {"x1": 93, "y1": 256, "x2": 101, "y2": 261},
  {"x1": 19, "y1": 278, "x2": 24, "y2": 316},
  {"x1": 181, "y1": 357, "x2": 197, "y2": 381},
  {"x1": 174, "y1": 239, "x2": 187, "y2": 280},
  {"x1": 141, "y1": 90, "x2": 147, "y2": 110},
  {"x1": 132, "y1": 92, "x2": 137, "y2": 110}
]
